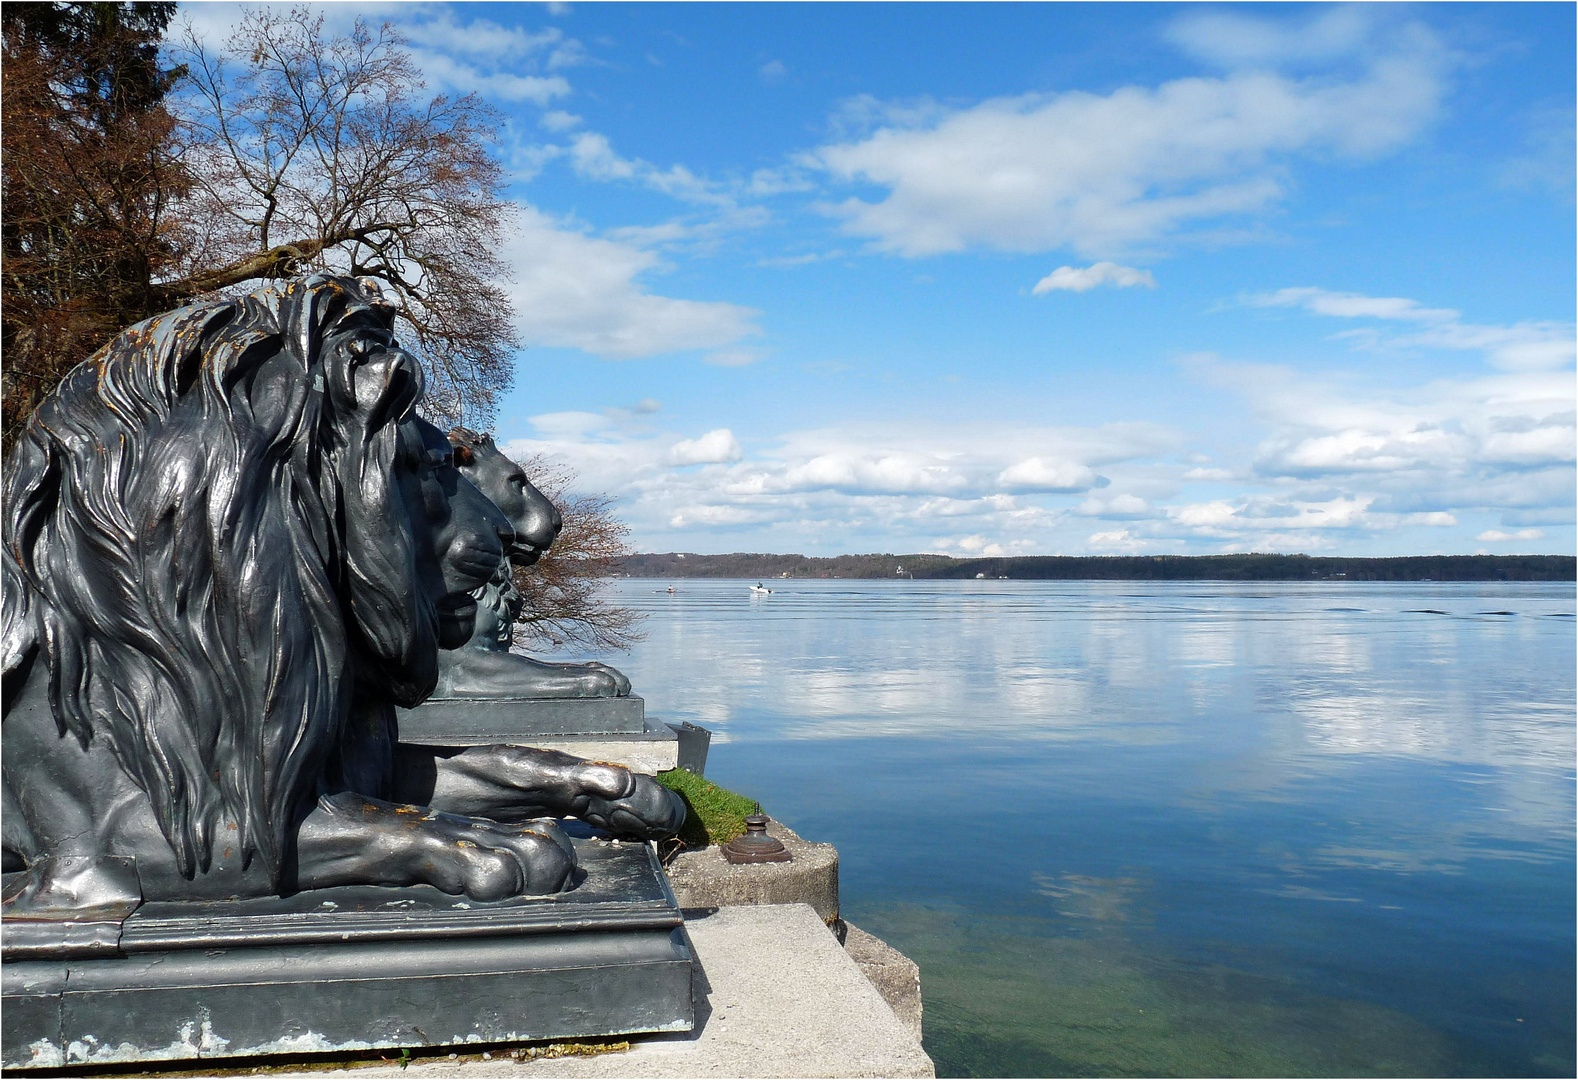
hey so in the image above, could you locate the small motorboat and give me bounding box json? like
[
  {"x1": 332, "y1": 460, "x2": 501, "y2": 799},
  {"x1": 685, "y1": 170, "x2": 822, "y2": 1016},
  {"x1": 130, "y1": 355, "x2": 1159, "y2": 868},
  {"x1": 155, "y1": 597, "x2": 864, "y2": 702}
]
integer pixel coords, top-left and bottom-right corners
[{"x1": 749, "y1": 583, "x2": 773, "y2": 595}]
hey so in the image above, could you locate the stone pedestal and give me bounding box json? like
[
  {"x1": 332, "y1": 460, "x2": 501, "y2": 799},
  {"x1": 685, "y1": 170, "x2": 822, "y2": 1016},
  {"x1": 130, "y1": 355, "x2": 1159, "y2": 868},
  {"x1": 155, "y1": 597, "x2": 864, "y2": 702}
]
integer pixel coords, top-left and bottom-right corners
[
  {"x1": 2, "y1": 841, "x2": 693, "y2": 1070},
  {"x1": 394, "y1": 698, "x2": 711, "y2": 777},
  {"x1": 397, "y1": 696, "x2": 648, "y2": 740},
  {"x1": 259, "y1": 905, "x2": 935, "y2": 1079}
]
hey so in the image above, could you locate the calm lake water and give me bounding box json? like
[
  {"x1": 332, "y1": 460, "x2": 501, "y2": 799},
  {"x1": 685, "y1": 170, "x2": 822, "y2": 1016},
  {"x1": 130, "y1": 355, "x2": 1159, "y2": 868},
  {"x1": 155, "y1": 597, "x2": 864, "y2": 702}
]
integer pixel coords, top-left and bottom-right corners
[{"x1": 554, "y1": 578, "x2": 1576, "y2": 1077}]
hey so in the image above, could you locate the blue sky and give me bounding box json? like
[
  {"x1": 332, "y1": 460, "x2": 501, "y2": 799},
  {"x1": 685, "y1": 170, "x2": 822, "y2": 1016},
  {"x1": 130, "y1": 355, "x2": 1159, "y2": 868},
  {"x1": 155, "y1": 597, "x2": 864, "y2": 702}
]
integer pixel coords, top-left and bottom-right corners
[{"x1": 180, "y1": 3, "x2": 1575, "y2": 557}]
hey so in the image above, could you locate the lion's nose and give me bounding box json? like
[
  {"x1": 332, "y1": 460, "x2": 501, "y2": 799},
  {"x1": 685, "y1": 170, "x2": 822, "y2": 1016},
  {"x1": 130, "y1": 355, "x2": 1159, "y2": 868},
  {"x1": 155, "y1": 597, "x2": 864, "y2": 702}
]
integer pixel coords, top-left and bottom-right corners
[{"x1": 522, "y1": 501, "x2": 561, "y2": 547}]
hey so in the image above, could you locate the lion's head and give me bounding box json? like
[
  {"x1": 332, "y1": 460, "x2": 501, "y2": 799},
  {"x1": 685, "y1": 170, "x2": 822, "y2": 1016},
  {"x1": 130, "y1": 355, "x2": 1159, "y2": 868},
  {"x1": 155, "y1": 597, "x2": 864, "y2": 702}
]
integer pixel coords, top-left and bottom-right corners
[
  {"x1": 1, "y1": 275, "x2": 505, "y2": 885},
  {"x1": 449, "y1": 427, "x2": 561, "y2": 567}
]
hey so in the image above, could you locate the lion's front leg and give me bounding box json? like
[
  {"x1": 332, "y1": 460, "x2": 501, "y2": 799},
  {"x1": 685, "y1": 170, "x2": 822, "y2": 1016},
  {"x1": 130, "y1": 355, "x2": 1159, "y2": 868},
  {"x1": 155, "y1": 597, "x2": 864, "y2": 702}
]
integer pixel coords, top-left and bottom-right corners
[
  {"x1": 294, "y1": 792, "x2": 577, "y2": 899},
  {"x1": 391, "y1": 745, "x2": 686, "y2": 841}
]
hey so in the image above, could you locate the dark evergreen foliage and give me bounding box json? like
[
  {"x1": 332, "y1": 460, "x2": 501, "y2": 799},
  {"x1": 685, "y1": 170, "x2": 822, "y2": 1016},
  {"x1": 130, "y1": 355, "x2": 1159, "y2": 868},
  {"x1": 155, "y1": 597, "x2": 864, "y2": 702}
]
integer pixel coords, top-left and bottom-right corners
[{"x1": 2, "y1": 1, "x2": 188, "y2": 442}]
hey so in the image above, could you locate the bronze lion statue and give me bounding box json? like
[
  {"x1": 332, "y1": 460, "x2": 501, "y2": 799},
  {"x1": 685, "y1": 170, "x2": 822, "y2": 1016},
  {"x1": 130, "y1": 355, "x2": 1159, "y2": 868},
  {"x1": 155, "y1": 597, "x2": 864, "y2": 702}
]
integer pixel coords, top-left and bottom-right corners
[
  {"x1": 438, "y1": 427, "x2": 632, "y2": 700},
  {"x1": 1, "y1": 275, "x2": 681, "y2": 913}
]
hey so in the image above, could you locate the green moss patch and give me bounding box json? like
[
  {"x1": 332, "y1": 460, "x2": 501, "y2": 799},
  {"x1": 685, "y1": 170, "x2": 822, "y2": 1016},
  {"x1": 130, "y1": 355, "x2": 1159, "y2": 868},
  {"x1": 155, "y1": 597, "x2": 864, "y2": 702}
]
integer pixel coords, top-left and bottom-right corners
[{"x1": 656, "y1": 768, "x2": 757, "y2": 848}]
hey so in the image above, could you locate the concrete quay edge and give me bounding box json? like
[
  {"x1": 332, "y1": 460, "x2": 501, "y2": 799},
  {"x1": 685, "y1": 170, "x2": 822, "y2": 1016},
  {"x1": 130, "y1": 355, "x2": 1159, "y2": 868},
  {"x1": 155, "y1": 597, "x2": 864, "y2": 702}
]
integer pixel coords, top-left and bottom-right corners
[
  {"x1": 666, "y1": 820, "x2": 840, "y2": 923},
  {"x1": 251, "y1": 904, "x2": 934, "y2": 1079}
]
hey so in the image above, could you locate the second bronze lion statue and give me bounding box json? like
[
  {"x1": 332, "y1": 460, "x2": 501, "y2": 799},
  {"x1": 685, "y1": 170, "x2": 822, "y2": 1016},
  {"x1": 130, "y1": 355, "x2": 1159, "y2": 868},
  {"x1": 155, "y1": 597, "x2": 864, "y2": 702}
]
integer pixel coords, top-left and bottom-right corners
[
  {"x1": 1, "y1": 275, "x2": 682, "y2": 913},
  {"x1": 438, "y1": 426, "x2": 632, "y2": 700}
]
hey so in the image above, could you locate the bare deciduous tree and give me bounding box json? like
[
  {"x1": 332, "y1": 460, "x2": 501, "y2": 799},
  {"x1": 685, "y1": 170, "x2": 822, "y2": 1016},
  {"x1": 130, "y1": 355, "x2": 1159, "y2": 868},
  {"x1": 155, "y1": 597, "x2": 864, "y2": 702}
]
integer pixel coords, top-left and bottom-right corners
[
  {"x1": 511, "y1": 455, "x2": 646, "y2": 655},
  {"x1": 162, "y1": 7, "x2": 518, "y2": 424}
]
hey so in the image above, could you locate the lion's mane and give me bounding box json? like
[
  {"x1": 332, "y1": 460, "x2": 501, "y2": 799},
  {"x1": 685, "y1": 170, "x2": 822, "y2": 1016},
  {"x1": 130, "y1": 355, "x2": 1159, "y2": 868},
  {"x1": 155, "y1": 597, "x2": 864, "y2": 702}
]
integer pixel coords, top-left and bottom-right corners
[{"x1": 2, "y1": 275, "x2": 428, "y2": 885}]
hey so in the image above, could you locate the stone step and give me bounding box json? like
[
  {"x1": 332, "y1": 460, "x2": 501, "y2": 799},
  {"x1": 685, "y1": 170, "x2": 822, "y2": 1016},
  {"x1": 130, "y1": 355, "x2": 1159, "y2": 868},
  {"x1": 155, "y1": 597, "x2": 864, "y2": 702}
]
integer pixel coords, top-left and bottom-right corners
[
  {"x1": 261, "y1": 904, "x2": 934, "y2": 1079},
  {"x1": 394, "y1": 710, "x2": 712, "y2": 778},
  {"x1": 664, "y1": 820, "x2": 839, "y2": 924}
]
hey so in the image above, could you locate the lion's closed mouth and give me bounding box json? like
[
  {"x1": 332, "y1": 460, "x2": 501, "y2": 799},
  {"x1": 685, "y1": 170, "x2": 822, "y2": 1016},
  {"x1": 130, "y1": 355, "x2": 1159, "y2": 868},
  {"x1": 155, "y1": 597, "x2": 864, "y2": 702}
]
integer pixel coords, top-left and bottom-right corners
[{"x1": 509, "y1": 542, "x2": 544, "y2": 565}]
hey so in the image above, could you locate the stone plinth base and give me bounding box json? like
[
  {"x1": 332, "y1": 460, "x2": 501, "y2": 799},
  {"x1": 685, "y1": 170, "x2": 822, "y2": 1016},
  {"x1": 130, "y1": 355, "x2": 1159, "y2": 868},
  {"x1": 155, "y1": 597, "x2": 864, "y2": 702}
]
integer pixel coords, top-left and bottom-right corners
[
  {"x1": 2, "y1": 841, "x2": 692, "y2": 1070},
  {"x1": 263, "y1": 904, "x2": 934, "y2": 1079},
  {"x1": 528, "y1": 719, "x2": 684, "y2": 776},
  {"x1": 397, "y1": 695, "x2": 648, "y2": 740},
  {"x1": 394, "y1": 698, "x2": 712, "y2": 777}
]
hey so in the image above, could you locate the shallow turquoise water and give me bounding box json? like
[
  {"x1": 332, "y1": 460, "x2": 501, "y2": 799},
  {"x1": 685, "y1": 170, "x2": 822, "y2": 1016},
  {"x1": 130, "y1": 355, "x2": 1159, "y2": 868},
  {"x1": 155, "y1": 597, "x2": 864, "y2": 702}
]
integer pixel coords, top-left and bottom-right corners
[{"x1": 556, "y1": 579, "x2": 1576, "y2": 1077}]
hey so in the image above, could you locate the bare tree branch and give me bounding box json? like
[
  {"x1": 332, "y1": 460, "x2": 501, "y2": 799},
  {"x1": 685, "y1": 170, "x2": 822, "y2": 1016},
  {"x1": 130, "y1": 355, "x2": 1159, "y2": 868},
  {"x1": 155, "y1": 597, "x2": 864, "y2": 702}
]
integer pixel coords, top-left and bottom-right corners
[
  {"x1": 162, "y1": 6, "x2": 519, "y2": 426},
  {"x1": 509, "y1": 454, "x2": 646, "y2": 655}
]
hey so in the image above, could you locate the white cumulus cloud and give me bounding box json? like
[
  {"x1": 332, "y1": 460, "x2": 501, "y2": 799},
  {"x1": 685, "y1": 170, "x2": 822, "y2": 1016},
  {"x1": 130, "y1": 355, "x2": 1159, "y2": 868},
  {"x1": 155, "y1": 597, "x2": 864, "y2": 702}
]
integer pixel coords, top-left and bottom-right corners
[
  {"x1": 669, "y1": 430, "x2": 744, "y2": 467},
  {"x1": 1034, "y1": 263, "x2": 1157, "y2": 294},
  {"x1": 997, "y1": 457, "x2": 1101, "y2": 492},
  {"x1": 498, "y1": 419, "x2": 1173, "y2": 551},
  {"x1": 503, "y1": 205, "x2": 762, "y2": 359},
  {"x1": 810, "y1": 25, "x2": 1447, "y2": 257}
]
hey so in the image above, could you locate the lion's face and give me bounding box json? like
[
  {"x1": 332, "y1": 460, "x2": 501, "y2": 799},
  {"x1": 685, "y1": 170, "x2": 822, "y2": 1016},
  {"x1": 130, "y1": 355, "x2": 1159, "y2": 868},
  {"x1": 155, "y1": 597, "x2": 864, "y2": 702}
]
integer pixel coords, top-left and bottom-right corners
[
  {"x1": 398, "y1": 417, "x2": 511, "y2": 652},
  {"x1": 313, "y1": 310, "x2": 510, "y2": 704},
  {"x1": 450, "y1": 429, "x2": 562, "y2": 568}
]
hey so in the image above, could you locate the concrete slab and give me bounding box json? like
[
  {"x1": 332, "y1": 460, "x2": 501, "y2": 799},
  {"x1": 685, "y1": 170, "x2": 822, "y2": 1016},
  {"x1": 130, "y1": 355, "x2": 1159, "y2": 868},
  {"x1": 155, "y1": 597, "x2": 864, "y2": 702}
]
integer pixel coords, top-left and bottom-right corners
[
  {"x1": 529, "y1": 719, "x2": 679, "y2": 776},
  {"x1": 258, "y1": 904, "x2": 933, "y2": 1079}
]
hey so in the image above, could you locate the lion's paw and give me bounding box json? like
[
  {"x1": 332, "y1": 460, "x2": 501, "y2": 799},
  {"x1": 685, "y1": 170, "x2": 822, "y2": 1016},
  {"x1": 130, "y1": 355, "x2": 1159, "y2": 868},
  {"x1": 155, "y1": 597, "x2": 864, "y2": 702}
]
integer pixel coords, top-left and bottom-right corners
[
  {"x1": 431, "y1": 815, "x2": 576, "y2": 898},
  {"x1": 303, "y1": 794, "x2": 577, "y2": 900},
  {"x1": 571, "y1": 766, "x2": 687, "y2": 841},
  {"x1": 583, "y1": 662, "x2": 632, "y2": 697}
]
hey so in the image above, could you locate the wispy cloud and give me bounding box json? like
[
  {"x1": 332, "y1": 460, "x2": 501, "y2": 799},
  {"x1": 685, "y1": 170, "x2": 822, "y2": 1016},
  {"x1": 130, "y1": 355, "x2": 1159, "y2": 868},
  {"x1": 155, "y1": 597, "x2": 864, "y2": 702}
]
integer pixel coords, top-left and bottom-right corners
[
  {"x1": 1034, "y1": 262, "x2": 1156, "y2": 294},
  {"x1": 400, "y1": 12, "x2": 585, "y2": 103},
  {"x1": 704, "y1": 347, "x2": 768, "y2": 367},
  {"x1": 1498, "y1": 103, "x2": 1577, "y2": 199},
  {"x1": 1477, "y1": 528, "x2": 1545, "y2": 543},
  {"x1": 1165, "y1": 5, "x2": 1398, "y2": 69},
  {"x1": 539, "y1": 110, "x2": 583, "y2": 132},
  {"x1": 566, "y1": 132, "x2": 736, "y2": 207},
  {"x1": 1248, "y1": 286, "x2": 1576, "y2": 371}
]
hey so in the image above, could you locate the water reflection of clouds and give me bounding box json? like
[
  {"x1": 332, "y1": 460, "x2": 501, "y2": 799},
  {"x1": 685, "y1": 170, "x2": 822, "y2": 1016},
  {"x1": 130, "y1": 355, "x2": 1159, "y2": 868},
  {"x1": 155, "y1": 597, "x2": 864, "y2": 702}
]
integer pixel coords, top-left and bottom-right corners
[
  {"x1": 1032, "y1": 871, "x2": 1153, "y2": 927},
  {"x1": 1291, "y1": 690, "x2": 1448, "y2": 755},
  {"x1": 598, "y1": 581, "x2": 1573, "y2": 1078},
  {"x1": 587, "y1": 579, "x2": 1573, "y2": 837},
  {"x1": 607, "y1": 580, "x2": 1571, "y2": 740}
]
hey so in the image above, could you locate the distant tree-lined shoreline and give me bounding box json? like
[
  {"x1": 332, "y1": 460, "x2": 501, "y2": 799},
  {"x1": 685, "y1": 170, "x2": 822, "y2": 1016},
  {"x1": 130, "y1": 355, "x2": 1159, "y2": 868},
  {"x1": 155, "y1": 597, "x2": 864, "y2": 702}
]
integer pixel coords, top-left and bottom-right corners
[{"x1": 616, "y1": 552, "x2": 1576, "y2": 582}]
